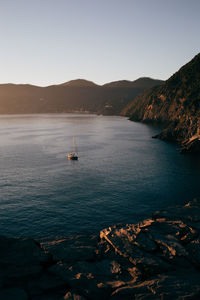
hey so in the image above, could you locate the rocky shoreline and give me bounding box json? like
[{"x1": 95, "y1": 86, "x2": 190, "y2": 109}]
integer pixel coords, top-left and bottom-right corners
[
  {"x1": 152, "y1": 127, "x2": 200, "y2": 154},
  {"x1": 181, "y1": 136, "x2": 200, "y2": 154},
  {"x1": 1, "y1": 199, "x2": 200, "y2": 299}
]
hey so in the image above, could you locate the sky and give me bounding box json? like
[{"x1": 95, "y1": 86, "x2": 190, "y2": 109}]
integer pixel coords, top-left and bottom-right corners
[{"x1": 0, "y1": 0, "x2": 199, "y2": 86}]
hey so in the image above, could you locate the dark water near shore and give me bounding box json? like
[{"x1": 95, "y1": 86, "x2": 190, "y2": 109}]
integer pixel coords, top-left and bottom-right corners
[{"x1": 0, "y1": 114, "x2": 200, "y2": 239}]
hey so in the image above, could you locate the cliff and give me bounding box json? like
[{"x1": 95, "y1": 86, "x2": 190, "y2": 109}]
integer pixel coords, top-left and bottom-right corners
[
  {"x1": 122, "y1": 54, "x2": 200, "y2": 151},
  {"x1": 1, "y1": 199, "x2": 200, "y2": 299}
]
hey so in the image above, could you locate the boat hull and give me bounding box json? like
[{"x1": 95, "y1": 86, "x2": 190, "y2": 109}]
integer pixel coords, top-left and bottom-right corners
[
  {"x1": 67, "y1": 152, "x2": 78, "y2": 160},
  {"x1": 68, "y1": 156, "x2": 78, "y2": 160}
]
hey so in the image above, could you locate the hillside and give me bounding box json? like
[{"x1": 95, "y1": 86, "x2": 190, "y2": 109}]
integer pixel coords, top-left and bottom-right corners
[
  {"x1": 122, "y1": 54, "x2": 200, "y2": 148},
  {"x1": 60, "y1": 79, "x2": 98, "y2": 87},
  {"x1": 0, "y1": 78, "x2": 163, "y2": 115},
  {"x1": 103, "y1": 77, "x2": 163, "y2": 88}
]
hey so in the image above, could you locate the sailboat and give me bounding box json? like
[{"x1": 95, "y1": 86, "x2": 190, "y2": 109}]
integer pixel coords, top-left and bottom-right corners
[{"x1": 67, "y1": 137, "x2": 78, "y2": 160}]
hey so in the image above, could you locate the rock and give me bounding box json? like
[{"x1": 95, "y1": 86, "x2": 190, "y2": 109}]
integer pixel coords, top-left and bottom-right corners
[
  {"x1": 48, "y1": 261, "x2": 69, "y2": 278},
  {"x1": 100, "y1": 220, "x2": 179, "y2": 267},
  {"x1": 147, "y1": 221, "x2": 190, "y2": 265},
  {"x1": 33, "y1": 294, "x2": 62, "y2": 300},
  {"x1": 1, "y1": 200, "x2": 200, "y2": 299},
  {"x1": 41, "y1": 235, "x2": 98, "y2": 263},
  {"x1": 131, "y1": 255, "x2": 173, "y2": 278},
  {"x1": 0, "y1": 287, "x2": 28, "y2": 300},
  {"x1": 100, "y1": 223, "x2": 144, "y2": 259},
  {"x1": 134, "y1": 231, "x2": 157, "y2": 252},
  {"x1": 152, "y1": 199, "x2": 200, "y2": 223},
  {"x1": 186, "y1": 239, "x2": 200, "y2": 267},
  {"x1": 62, "y1": 291, "x2": 86, "y2": 299},
  {"x1": 99, "y1": 200, "x2": 200, "y2": 297},
  {"x1": 110, "y1": 280, "x2": 158, "y2": 299},
  {"x1": 111, "y1": 270, "x2": 200, "y2": 299},
  {"x1": 27, "y1": 272, "x2": 67, "y2": 297},
  {"x1": 49, "y1": 260, "x2": 123, "y2": 299},
  {"x1": 181, "y1": 136, "x2": 200, "y2": 154},
  {"x1": 0, "y1": 236, "x2": 50, "y2": 286}
]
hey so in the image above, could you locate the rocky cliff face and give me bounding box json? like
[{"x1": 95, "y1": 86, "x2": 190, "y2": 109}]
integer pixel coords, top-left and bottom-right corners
[
  {"x1": 1, "y1": 199, "x2": 200, "y2": 299},
  {"x1": 122, "y1": 54, "x2": 200, "y2": 149}
]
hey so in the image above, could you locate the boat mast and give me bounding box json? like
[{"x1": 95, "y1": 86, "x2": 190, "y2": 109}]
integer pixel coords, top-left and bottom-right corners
[{"x1": 73, "y1": 137, "x2": 78, "y2": 153}]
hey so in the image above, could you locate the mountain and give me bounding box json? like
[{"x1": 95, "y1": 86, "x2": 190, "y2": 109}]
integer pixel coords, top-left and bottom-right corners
[
  {"x1": 0, "y1": 77, "x2": 163, "y2": 115},
  {"x1": 122, "y1": 54, "x2": 200, "y2": 150},
  {"x1": 103, "y1": 77, "x2": 163, "y2": 88},
  {"x1": 60, "y1": 79, "x2": 98, "y2": 87}
]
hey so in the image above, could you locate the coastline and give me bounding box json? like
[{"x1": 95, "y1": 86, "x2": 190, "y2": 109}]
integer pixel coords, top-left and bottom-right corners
[{"x1": 1, "y1": 199, "x2": 200, "y2": 299}]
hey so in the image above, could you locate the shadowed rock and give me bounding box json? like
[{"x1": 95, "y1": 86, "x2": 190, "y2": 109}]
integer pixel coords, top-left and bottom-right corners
[
  {"x1": 181, "y1": 136, "x2": 200, "y2": 154},
  {"x1": 0, "y1": 236, "x2": 50, "y2": 283},
  {"x1": 0, "y1": 287, "x2": 28, "y2": 300},
  {"x1": 41, "y1": 235, "x2": 98, "y2": 263}
]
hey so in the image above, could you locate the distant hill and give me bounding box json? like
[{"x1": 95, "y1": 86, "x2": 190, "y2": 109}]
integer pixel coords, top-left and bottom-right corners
[
  {"x1": 122, "y1": 53, "x2": 200, "y2": 145},
  {"x1": 104, "y1": 77, "x2": 163, "y2": 88},
  {"x1": 0, "y1": 77, "x2": 163, "y2": 115},
  {"x1": 60, "y1": 79, "x2": 98, "y2": 87}
]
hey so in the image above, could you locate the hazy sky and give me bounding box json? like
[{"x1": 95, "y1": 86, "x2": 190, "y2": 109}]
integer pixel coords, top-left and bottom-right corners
[{"x1": 0, "y1": 0, "x2": 199, "y2": 86}]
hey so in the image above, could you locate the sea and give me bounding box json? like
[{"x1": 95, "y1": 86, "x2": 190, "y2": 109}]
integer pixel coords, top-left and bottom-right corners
[{"x1": 0, "y1": 114, "x2": 200, "y2": 239}]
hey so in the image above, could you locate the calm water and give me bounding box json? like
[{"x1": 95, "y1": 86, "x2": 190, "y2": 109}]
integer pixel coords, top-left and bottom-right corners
[{"x1": 0, "y1": 114, "x2": 200, "y2": 239}]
